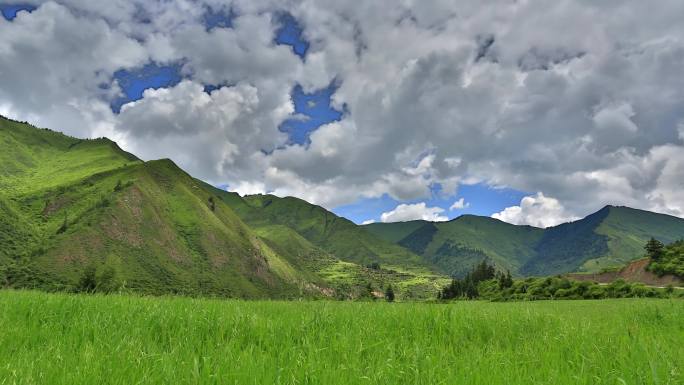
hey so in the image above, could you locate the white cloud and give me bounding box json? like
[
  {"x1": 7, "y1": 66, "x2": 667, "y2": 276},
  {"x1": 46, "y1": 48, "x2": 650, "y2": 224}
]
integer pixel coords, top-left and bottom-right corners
[
  {"x1": 361, "y1": 219, "x2": 376, "y2": 225},
  {"x1": 116, "y1": 80, "x2": 291, "y2": 182},
  {"x1": 231, "y1": 181, "x2": 267, "y2": 197},
  {"x1": 492, "y1": 192, "x2": 579, "y2": 228},
  {"x1": 449, "y1": 198, "x2": 470, "y2": 210},
  {"x1": 380, "y1": 203, "x2": 449, "y2": 223},
  {"x1": 2, "y1": 1, "x2": 684, "y2": 220}
]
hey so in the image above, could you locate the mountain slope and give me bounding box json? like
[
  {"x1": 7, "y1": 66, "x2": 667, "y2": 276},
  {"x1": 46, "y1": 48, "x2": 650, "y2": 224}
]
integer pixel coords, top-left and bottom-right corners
[
  {"x1": 594, "y1": 206, "x2": 684, "y2": 267},
  {"x1": 363, "y1": 220, "x2": 426, "y2": 244},
  {"x1": 522, "y1": 206, "x2": 684, "y2": 275},
  {"x1": 567, "y1": 258, "x2": 682, "y2": 287},
  {"x1": 367, "y1": 206, "x2": 684, "y2": 277},
  {"x1": 520, "y1": 207, "x2": 611, "y2": 276},
  {"x1": 0, "y1": 116, "x2": 448, "y2": 298},
  {"x1": 213, "y1": 190, "x2": 449, "y2": 298},
  {"x1": 367, "y1": 216, "x2": 543, "y2": 277},
  {"x1": 4, "y1": 115, "x2": 683, "y2": 294},
  {"x1": 222, "y1": 193, "x2": 431, "y2": 268},
  {"x1": 0, "y1": 116, "x2": 324, "y2": 297}
]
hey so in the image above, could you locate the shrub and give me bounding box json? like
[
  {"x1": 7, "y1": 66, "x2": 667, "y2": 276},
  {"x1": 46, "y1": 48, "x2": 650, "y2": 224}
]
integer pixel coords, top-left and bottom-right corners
[
  {"x1": 96, "y1": 195, "x2": 110, "y2": 208},
  {"x1": 366, "y1": 262, "x2": 381, "y2": 270},
  {"x1": 77, "y1": 266, "x2": 97, "y2": 293},
  {"x1": 97, "y1": 266, "x2": 120, "y2": 293},
  {"x1": 385, "y1": 285, "x2": 395, "y2": 302},
  {"x1": 645, "y1": 238, "x2": 684, "y2": 278}
]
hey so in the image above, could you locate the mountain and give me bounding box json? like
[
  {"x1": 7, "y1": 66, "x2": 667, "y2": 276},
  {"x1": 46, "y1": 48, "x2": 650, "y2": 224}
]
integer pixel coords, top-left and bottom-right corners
[
  {"x1": 3, "y1": 115, "x2": 683, "y2": 296},
  {"x1": 0, "y1": 116, "x2": 447, "y2": 298},
  {"x1": 0, "y1": 116, "x2": 307, "y2": 297},
  {"x1": 366, "y1": 216, "x2": 543, "y2": 277},
  {"x1": 523, "y1": 206, "x2": 684, "y2": 275},
  {"x1": 220, "y1": 193, "x2": 430, "y2": 268},
  {"x1": 366, "y1": 206, "x2": 684, "y2": 277},
  {"x1": 210, "y1": 190, "x2": 448, "y2": 299}
]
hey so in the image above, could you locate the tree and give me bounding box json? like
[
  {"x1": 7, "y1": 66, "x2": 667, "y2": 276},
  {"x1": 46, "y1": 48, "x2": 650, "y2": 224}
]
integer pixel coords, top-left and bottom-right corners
[
  {"x1": 439, "y1": 259, "x2": 498, "y2": 300},
  {"x1": 644, "y1": 238, "x2": 665, "y2": 261},
  {"x1": 77, "y1": 265, "x2": 97, "y2": 293},
  {"x1": 498, "y1": 270, "x2": 513, "y2": 289},
  {"x1": 463, "y1": 277, "x2": 478, "y2": 299},
  {"x1": 385, "y1": 285, "x2": 395, "y2": 302},
  {"x1": 366, "y1": 262, "x2": 381, "y2": 270},
  {"x1": 97, "y1": 266, "x2": 120, "y2": 293},
  {"x1": 470, "y1": 259, "x2": 496, "y2": 283},
  {"x1": 440, "y1": 278, "x2": 464, "y2": 299}
]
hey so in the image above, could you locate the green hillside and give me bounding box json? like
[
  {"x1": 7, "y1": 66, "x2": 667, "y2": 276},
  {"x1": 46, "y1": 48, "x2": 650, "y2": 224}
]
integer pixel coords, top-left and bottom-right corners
[
  {"x1": 213, "y1": 190, "x2": 448, "y2": 298},
  {"x1": 363, "y1": 220, "x2": 425, "y2": 243},
  {"x1": 0, "y1": 116, "x2": 311, "y2": 296},
  {"x1": 523, "y1": 206, "x2": 684, "y2": 275},
  {"x1": 0, "y1": 116, "x2": 447, "y2": 299},
  {"x1": 367, "y1": 216, "x2": 543, "y2": 277},
  {"x1": 593, "y1": 206, "x2": 684, "y2": 269},
  {"x1": 223, "y1": 194, "x2": 430, "y2": 268},
  {"x1": 3, "y1": 115, "x2": 683, "y2": 295},
  {"x1": 521, "y1": 207, "x2": 612, "y2": 276},
  {"x1": 367, "y1": 206, "x2": 684, "y2": 277}
]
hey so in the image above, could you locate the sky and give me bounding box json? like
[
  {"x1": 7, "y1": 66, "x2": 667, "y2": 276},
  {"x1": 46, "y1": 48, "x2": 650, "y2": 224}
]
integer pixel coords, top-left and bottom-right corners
[{"x1": 1, "y1": 1, "x2": 683, "y2": 227}]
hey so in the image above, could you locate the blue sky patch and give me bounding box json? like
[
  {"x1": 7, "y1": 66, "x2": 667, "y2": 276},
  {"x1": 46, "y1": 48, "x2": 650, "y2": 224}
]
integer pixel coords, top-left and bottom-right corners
[
  {"x1": 332, "y1": 183, "x2": 528, "y2": 224},
  {"x1": 0, "y1": 3, "x2": 36, "y2": 21},
  {"x1": 279, "y1": 83, "x2": 344, "y2": 145},
  {"x1": 203, "y1": 6, "x2": 235, "y2": 31},
  {"x1": 274, "y1": 13, "x2": 309, "y2": 59},
  {"x1": 111, "y1": 62, "x2": 183, "y2": 113},
  {"x1": 203, "y1": 82, "x2": 236, "y2": 94}
]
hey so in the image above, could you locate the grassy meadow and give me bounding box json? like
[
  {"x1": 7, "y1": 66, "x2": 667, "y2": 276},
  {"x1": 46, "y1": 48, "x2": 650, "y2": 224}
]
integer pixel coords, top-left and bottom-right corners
[{"x1": 1, "y1": 291, "x2": 682, "y2": 384}]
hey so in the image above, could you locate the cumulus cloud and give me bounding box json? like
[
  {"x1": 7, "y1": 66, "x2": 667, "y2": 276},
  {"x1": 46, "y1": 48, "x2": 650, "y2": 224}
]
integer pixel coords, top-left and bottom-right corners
[
  {"x1": 2, "y1": 0, "x2": 684, "y2": 220},
  {"x1": 492, "y1": 193, "x2": 579, "y2": 228},
  {"x1": 361, "y1": 219, "x2": 376, "y2": 225},
  {"x1": 116, "y1": 80, "x2": 291, "y2": 181},
  {"x1": 231, "y1": 180, "x2": 267, "y2": 197},
  {"x1": 380, "y1": 203, "x2": 449, "y2": 223},
  {"x1": 449, "y1": 198, "x2": 469, "y2": 210}
]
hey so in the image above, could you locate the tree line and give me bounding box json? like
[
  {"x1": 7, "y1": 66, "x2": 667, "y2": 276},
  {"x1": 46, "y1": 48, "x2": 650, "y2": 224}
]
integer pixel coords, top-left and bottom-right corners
[
  {"x1": 438, "y1": 259, "x2": 513, "y2": 299},
  {"x1": 645, "y1": 237, "x2": 684, "y2": 278},
  {"x1": 439, "y1": 246, "x2": 683, "y2": 301}
]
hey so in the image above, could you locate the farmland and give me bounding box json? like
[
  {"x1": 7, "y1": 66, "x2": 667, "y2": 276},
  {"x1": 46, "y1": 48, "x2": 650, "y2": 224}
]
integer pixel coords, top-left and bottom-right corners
[{"x1": 0, "y1": 290, "x2": 682, "y2": 384}]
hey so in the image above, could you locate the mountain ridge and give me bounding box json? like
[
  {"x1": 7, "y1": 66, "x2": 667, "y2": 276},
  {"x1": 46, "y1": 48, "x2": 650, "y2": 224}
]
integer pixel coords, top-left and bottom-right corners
[
  {"x1": 0, "y1": 115, "x2": 447, "y2": 299},
  {"x1": 366, "y1": 205, "x2": 684, "y2": 277},
  {"x1": 3, "y1": 114, "x2": 684, "y2": 297}
]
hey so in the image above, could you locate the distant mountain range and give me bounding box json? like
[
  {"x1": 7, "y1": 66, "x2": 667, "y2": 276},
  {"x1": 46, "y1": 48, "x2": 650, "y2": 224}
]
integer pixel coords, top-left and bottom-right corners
[
  {"x1": 365, "y1": 205, "x2": 684, "y2": 277},
  {"x1": 2, "y1": 115, "x2": 683, "y2": 298}
]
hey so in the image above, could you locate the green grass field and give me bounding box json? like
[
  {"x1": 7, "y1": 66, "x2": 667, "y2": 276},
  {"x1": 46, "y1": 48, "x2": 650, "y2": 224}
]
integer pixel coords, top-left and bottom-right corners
[{"x1": 1, "y1": 291, "x2": 682, "y2": 384}]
